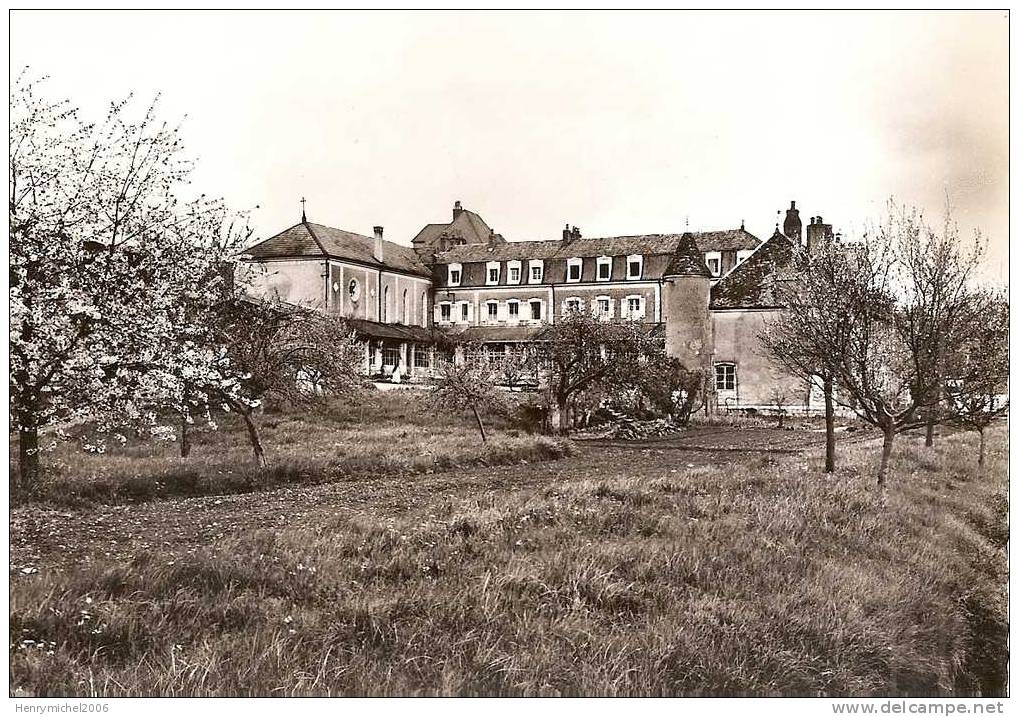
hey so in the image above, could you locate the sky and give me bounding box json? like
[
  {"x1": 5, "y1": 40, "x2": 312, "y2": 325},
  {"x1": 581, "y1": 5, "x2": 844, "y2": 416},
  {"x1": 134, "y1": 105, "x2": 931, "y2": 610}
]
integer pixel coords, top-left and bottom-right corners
[{"x1": 10, "y1": 10, "x2": 1009, "y2": 282}]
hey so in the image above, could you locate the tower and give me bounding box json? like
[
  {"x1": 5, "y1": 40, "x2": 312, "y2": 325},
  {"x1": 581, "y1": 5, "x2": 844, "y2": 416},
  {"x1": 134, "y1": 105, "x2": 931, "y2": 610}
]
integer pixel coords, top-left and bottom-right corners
[{"x1": 662, "y1": 232, "x2": 714, "y2": 379}]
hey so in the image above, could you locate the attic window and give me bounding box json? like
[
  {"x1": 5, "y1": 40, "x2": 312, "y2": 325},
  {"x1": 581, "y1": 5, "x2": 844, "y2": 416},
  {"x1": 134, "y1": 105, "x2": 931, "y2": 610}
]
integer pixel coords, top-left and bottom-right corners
[
  {"x1": 704, "y1": 251, "x2": 722, "y2": 277},
  {"x1": 596, "y1": 256, "x2": 612, "y2": 281},
  {"x1": 486, "y1": 261, "x2": 500, "y2": 285},
  {"x1": 528, "y1": 260, "x2": 544, "y2": 284},
  {"x1": 566, "y1": 257, "x2": 582, "y2": 282},
  {"x1": 626, "y1": 254, "x2": 643, "y2": 279},
  {"x1": 507, "y1": 260, "x2": 521, "y2": 284},
  {"x1": 448, "y1": 263, "x2": 462, "y2": 286}
]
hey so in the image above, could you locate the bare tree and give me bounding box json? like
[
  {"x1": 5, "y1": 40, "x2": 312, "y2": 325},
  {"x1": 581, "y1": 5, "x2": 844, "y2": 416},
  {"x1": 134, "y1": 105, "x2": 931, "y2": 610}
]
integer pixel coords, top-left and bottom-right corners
[
  {"x1": 760, "y1": 237, "x2": 855, "y2": 472},
  {"x1": 896, "y1": 204, "x2": 986, "y2": 447},
  {"x1": 632, "y1": 354, "x2": 706, "y2": 426},
  {"x1": 768, "y1": 385, "x2": 791, "y2": 429},
  {"x1": 430, "y1": 349, "x2": 506, "y2": 442},
  {"x1": 211, "y1": 298, "x2": 366, "y2": 466},
  {"x1": 533, "y1": 312, "x2": 658, "y2": 434},
  {"x1": 942, "y1": 292, "x2": 1008, "y2": 469}
]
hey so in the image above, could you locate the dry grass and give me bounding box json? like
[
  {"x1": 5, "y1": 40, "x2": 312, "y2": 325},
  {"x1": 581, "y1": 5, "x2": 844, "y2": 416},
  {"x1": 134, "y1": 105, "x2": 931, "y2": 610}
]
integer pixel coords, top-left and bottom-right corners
[
  {"x1": 16, "y1": 390, "x2": 569, "y2": 505},
  {"x1": 9, "y1": 423, "x2": 1006, "y2": 696}
]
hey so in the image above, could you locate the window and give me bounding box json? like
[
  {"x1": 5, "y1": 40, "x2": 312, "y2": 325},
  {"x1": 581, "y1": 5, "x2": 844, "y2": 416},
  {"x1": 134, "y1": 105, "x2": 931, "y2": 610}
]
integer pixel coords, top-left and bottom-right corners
[
  {"x1": 566, "y1": 257, "x2": 582, "y2": 282},
  {"x1": 460, "y1": 302, "x2": 469, "y2": 322},
  {"x1": 704, "y1": 251, "x2": 721, "y2": 277},
  {"x1": 507, "y1": 261, "x2": 521, "y2": 284},
  {"x1": 382, "y1": 346, "x2": 401, "y2": 368},
  {"x1": 382, "y1": 286, "x2": 389, "y2": 322},
  {"x1": 486, "y1": 301, "x2": 498, "y2": 320},
  {"x1": 715, "y1": 363, "x2": 737, "y2": 391},
  {"x1": 529, "y1": 260, "x2": 544, "y2": 284},
  {"x1": 736, "y1": 249, "x2": 753, "y2": 265},
  {"x1": 414, "y1": 349, "x2": 431, "y2": 369},
  {"x1": 440, "y1": 303, "x2": 451, "y2": 321},
  {"x1": 529, "y1": 300, "x2": 542, "y2": 320},
  {"x1": 448, "y1": 263, "x2": 462, "y2": 286},
  {"x1": 401, "y1": 289, "x2": 408, "y2": 324},
  {"x1": 595, "y1": 296, "x2": 612, "y2": 319},
  {"x1": 563, "y1": 298, "x2": 582, "y2": 314},
  {"x1": 626, "y1": 254, "x2": 643, "y2": 279},
  {"x1": 486, "y1": 261, "x2": 500, "y2": 285},
  {"x1": 596, "y1": 256, "x2": 612, "y2": 281},
  {"x1": 625, "y1": 295, "x2": 644, "y2": 319},
  {"x1": 421, "y1": 291, "x2": 428, "y2": 327},
  {"x1": 508, "y1": 300, "x2": 520, "y2": 318}
]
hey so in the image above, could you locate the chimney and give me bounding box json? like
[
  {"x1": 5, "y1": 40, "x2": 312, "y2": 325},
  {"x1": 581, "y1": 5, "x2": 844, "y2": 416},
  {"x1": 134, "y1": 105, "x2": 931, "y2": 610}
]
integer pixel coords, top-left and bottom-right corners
[
  {"x1": 805, "y1": 216, "x2": 834, "y2": 253},
  {"x1": 453, "y1": 200, "x2": 463, "y2": 219},
  {"x1": 562, "y1": 223, "x2": 571, "y2": 241},
  {"x1": 783, "y1": 200, "x2": 802, "y2": 242},
  {"x1": 373, "y1": 226, "x2": 384, "y2": 262}
]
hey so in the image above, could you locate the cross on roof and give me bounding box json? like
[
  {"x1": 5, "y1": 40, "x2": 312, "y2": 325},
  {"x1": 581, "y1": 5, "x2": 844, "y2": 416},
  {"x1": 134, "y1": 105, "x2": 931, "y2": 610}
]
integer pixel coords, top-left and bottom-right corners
[{"x1": 300, "y1": 197, "x2": 307, "y2": 222}]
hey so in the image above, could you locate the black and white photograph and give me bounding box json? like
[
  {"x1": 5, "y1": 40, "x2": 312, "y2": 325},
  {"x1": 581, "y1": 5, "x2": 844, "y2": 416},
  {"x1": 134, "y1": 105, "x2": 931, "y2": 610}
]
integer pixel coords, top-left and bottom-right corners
[{"x1": 7, "y1": 7, "x2": 1010, "y2": 709}]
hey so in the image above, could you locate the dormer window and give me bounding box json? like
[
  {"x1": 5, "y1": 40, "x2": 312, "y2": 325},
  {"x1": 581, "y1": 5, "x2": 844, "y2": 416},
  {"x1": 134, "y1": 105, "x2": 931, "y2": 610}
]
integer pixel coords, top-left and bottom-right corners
[
  {"x1": 528, "y1": 259, "x2": 544, "y2": 284},
  {"x1": 507, "y1": 260, "x2": 521, "y2": 284},
  {"x1": 596, "y1": 256, "x2": 612, "y2": 281},
  {"x1": 566, "y1": 257, "x2": 583, "y2": 283},
  {"x1": 626, "y1": 254, "x2": 643, "y2": 279},
  {"x1": 704, "y1": 251, "x2": 721, "y2": 277},
  {"x1": 486, "y1": 261, "x2": 500, "y2": 285},
  {"x1": 736, "y1": 249, "x2": 753, "y2": 265},
  {"x1": 448, "y1": 263, "x2": 462, "y2": 286}
]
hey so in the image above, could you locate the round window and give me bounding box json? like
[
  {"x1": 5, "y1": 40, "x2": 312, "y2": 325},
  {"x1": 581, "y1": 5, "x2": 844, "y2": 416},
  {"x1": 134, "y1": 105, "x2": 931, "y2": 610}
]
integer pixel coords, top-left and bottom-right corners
[{"x1": 348, "y1": 279, "x2": 361, "y2": 302}]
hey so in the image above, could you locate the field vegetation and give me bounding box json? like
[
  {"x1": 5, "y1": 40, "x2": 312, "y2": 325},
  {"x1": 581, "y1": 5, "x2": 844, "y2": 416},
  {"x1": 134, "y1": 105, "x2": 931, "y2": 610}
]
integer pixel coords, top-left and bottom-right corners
[
  {"x1": 10, "y1": 422, "x2": 1006, "y2": 696},
  {"x1": 11, "y1": 390, "x2": 569, "y2": 506}
]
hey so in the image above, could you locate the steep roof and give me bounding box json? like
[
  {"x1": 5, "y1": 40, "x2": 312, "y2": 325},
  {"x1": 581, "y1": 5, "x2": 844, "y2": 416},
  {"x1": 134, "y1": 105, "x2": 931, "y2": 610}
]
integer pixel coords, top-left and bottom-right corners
[
  {"x1": 241, "y1": 222, "x2": 430, "y2": 277},
  {"x1": 663, "y1": 232, "x2": 712, "y2": 277},
  {"x1": 412, "y1": 208, "x2": 505, "y2": 248},
  {"x1": 433, "y1": 229, "x2": 760, "y2": 264},
  {"x1": 710, "y1": 230, "x2": 799, "y2": 309}
]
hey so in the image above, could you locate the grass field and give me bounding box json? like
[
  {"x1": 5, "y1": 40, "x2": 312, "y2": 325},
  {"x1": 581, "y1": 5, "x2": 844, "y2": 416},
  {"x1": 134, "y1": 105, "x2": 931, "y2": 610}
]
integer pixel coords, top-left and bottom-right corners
[
  {"x1": 9, "y1": 418, "x2": 1006, "y2": 697},
  {"x1": 13, "y1": 390, "x2": 569, "y2": 505}
]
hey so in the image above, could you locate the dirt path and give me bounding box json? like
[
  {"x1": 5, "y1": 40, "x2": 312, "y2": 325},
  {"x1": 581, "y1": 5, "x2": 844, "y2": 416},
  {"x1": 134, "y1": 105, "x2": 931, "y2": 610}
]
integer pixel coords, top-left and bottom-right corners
[{"x1": 10, "y1": 427, "x2": 843, "y2": 575}]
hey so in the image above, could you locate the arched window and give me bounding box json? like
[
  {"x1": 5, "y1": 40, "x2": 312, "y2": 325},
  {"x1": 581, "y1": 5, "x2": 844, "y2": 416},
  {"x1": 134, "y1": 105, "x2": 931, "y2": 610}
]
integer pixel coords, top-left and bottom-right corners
[
  {"x1": 421, "y1": 291, "x2": 428, "y2": 327},
  {"x1": 402, "y1": 289, "x2": 408, "y2": 324},
  {"x1": 382, "y1": 285, "x2": 389, "y2": 323}
]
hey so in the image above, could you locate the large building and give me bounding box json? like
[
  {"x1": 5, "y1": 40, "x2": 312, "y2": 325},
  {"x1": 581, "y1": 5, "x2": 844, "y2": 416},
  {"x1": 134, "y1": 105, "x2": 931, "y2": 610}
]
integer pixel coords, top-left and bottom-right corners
[{"x1": 238, "y1": 200, "x2": 836, "y2": 412}]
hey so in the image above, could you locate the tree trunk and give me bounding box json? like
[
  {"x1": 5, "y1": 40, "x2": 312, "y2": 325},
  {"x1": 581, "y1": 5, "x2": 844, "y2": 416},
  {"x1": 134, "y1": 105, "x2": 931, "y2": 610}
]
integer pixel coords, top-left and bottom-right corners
[
  {"x1": 978, "y1": 427, "x2": 986, "y2": 469},
  {"x1": 877, "y1": 425, "x2": 896, "y2": 487},
  {"x1": 17, "y1": 420, "x2": 40, "y2": 496},
  {"x1": 924, "y1": 412, "x2": 935, "y2": 447},
  {"x1": 549, "y1": 396, "x2": 569, "y2": 434},
  {"x1": 240, "y1": 409, "x2": 268, "y2": 468},
  {"x1": 472, "y1": 405, "x2": 487, "y2": 443},
  {"x1": 823, "y1": 378, "x2": 836, "y2": 474},
  {"x1": 180, "y1": 415, "x2": 191, "y2": 458}
]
